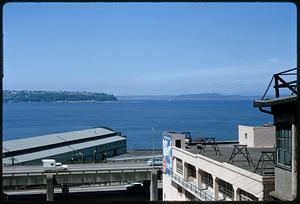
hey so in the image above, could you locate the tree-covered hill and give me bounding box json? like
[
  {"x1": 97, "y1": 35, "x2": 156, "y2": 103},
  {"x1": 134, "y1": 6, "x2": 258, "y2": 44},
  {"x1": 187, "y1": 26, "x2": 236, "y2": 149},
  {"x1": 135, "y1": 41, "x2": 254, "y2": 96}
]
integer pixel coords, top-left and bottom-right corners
[{"x1": 3, "y1": 90, "x2": 118, "y2": 103}]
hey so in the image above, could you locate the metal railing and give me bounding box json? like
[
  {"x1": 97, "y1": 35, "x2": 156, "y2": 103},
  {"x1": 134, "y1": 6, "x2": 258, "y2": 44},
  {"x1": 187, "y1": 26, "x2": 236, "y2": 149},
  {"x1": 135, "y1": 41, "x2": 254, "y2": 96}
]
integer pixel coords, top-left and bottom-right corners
[
  {"x1": 261, "y1": 68, "x2": 297, "y2": 100},
  {"x1": 170, "y1": 173, "x2": 215, "y2": 201},
  {"x1": 3, "y1": 166, "x2": 158, "y2": 177}
]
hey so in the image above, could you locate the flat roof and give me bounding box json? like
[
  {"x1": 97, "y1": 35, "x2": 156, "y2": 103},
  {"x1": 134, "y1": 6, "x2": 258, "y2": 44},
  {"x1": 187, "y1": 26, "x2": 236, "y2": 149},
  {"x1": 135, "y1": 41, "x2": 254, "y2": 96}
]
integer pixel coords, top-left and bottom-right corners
[
  {"x1": 185, "y1": 144, "x2": 275, "y2": 175},
  {"x1": 3, "y1": 127, "x2": 115, "y2": 153},
  {"x1": 253, "y1": 95, "x2": 297, "y2": 107},
  {"x1": 3, "y1": 135, "x2": 126, "y2": 164}
]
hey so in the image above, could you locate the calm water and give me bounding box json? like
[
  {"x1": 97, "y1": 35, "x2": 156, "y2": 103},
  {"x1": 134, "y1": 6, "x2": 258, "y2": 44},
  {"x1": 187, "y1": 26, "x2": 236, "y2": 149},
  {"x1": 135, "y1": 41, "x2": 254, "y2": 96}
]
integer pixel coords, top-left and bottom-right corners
[{"x1": 3, "y1": 99, "x2": 272, "y2": 149}]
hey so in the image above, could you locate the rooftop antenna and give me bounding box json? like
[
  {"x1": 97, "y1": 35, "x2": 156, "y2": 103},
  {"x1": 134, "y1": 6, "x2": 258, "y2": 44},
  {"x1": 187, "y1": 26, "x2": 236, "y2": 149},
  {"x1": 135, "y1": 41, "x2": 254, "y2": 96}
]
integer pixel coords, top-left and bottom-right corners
[
  {"x1": 200, "y1": 138, "x2": 221, "y2": 155},
  {"x1": 228, "y1": 144, "x2": 253, "y2": 166}
]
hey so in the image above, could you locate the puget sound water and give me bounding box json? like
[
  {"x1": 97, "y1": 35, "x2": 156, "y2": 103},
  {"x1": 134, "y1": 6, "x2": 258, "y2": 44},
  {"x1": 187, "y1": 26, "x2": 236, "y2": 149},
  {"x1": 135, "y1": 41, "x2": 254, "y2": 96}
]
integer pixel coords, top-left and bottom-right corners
[{"x1": 3, "y1": 99, "x2": 272, "y2": 149}]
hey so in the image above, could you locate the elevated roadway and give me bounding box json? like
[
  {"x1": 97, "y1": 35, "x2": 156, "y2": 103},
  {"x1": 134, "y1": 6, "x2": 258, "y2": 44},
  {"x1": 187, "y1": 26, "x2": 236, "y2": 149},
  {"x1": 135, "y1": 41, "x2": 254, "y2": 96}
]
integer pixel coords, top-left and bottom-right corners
[{"x1": 3, "y1": 162, "x2": 162, "y2": 189}]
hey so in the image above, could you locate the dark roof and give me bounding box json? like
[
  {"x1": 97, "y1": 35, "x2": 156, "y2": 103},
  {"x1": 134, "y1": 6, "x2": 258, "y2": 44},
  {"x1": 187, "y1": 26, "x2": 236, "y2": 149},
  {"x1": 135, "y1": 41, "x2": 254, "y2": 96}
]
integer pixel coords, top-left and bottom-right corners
[
  {"x1": 253, "y1": 95, "x2": 297, "y2": 107},
  {"x1": 186, "y1": 144, "x2": 275, "y2": 175}
]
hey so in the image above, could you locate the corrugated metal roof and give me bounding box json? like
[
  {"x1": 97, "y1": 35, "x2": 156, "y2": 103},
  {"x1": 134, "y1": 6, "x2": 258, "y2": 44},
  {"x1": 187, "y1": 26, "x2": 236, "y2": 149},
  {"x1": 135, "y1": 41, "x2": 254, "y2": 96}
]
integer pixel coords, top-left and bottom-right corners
[
  {"x1": 3, "y1": 127, "x2": 115, "y2": 153},
  {"x1": 70, "y1": 136, "x2": 125, "y2": 150},
  {"x1": 3, "y1": 135, "x2": 125, "y2": 164}
]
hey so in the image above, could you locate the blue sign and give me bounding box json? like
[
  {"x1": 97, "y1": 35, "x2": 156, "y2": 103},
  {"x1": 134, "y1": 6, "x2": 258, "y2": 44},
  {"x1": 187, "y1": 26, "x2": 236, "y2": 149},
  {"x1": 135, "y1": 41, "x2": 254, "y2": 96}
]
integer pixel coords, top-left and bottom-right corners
[{"x1": 162, "y1": 135, "x2": 172, "y2": 176}]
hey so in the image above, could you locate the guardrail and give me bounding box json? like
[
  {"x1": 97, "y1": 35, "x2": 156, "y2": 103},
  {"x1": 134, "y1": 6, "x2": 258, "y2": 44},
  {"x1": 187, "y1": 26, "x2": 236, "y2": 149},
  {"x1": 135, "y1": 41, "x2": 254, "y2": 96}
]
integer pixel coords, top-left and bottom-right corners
[
  {"x1": 170, "y1": 173, "x2": 214, "y2": 201},
  {"x1": 3, "y1": 167, "x2": 159, "y2": 177},
  {"x1": 261, "y1": 68, "x2": 297, "y2": 100},
  {"x1": 3, "y1": 167, "x2": 161, "y2": 189}
]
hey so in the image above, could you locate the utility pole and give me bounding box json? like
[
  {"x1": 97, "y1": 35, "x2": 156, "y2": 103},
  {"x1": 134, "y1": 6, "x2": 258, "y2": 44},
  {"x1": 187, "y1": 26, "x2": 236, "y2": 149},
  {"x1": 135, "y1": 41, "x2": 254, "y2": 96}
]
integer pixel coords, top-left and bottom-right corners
[{"x1": 152, "y1": 127, "x2": 155, "y2": 169}]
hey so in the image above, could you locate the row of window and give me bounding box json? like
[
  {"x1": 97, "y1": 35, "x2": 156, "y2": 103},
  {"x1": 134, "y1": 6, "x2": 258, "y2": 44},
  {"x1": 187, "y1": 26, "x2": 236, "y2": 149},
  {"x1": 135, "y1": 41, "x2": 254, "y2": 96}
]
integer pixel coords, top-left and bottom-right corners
[
  {"x1": 193, "y1": 169, "x2": 257, "y2": 201},
  {"x1": 96, "y1": 140, "x2": 125, "y2": 150},
  {"x1": 173, "y1": 157, "x2": 258, "y2": 201}
]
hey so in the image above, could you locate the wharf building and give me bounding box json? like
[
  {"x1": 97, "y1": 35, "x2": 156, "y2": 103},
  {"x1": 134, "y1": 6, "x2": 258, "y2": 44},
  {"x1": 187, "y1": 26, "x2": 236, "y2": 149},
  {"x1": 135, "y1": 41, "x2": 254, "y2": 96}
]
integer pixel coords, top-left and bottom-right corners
[
  {"x1": 162, "y1": 125, "x2": 276, "y2": 201},
  {"x1": 3, "y1": 126, "x2": 127, "y2": 165},
  {"x1": 253, "y1": 68, "x2": 297, "y2": 200}
]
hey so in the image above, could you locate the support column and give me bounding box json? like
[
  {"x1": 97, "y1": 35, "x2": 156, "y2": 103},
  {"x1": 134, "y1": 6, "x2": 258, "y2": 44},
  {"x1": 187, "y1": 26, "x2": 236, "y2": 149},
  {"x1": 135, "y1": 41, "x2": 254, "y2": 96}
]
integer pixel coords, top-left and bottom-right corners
[
  {"x1": 62, "y1": 184, "x2": 69, "y2": 194},
  {"x1": 150, "y1": 170, "x2": 158, "y2": 201},
  {"x1": 183, "y1": 162, "x2": 188, "y2": 180},
  {"x1": 292, "y1": 124, "x2": 297, "y2": 200},
  {"x1": 46, "y1": 173, "x2": 54, "y2": 201},
  {"x1": 197, "y1": 169, "x2": 203, "y2": 189},
  {"x1": 212, "y1": 176, "x2": 219, "y2": 200},
  {"x1": 233, "y1": 185, "x2": 239, "y2": 201}
]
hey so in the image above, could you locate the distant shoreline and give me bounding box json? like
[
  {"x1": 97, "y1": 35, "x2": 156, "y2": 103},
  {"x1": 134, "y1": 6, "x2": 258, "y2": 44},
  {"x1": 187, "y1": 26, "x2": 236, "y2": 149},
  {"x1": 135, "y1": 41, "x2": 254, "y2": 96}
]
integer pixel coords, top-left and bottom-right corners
[
  {"x1": 3, "y1": 90, "x2": 118, "y2": 103},
  {"x1": 4, "y1": 100, "x2": 120, "y2": 104}
]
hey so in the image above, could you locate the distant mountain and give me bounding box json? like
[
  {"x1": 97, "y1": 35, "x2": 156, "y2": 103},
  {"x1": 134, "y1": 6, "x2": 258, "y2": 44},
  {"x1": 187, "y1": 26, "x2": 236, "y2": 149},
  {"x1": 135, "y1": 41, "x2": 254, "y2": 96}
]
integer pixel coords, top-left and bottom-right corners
[
  {"x1": 174, "y1": 93, "x2": 258, "y2": 100},
  {"x1": 3, "y1": 90, "x2": 118, "y2": 103},
  {"x1": 117, "y1": 93, "x2": 259, "y2": 100},
  {"x1": 117, "y1": 95, "x2": 174, "y2": 100}
]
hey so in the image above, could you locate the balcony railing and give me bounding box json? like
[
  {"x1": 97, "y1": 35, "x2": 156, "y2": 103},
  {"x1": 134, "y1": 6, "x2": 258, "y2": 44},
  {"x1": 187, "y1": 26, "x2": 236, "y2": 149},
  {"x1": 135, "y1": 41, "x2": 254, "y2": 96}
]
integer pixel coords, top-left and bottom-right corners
[
  {"x1": 170, "y1": 173, "x2": 215, "y2": 201},
  {"x1": 261, "y1": 68, "x2": 297, "y2": 100}
]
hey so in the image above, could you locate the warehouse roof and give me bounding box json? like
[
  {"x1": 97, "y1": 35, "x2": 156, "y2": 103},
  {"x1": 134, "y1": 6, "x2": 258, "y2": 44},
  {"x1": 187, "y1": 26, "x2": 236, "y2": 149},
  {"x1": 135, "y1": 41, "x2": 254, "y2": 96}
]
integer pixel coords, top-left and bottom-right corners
[
  {"x1": 3, "y1": 127, "x2": 115, "y2": 153},
  {"x1": 3, "y1": 135, "x2": 126, "y2": 164}
]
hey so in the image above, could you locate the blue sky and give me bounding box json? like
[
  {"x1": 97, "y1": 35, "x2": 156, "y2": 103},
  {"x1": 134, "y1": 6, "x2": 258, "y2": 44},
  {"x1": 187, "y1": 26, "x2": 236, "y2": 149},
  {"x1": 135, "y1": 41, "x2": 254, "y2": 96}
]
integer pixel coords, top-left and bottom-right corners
[{"x1": 3, "y1": 2, "x2": 297, "y2": 96}]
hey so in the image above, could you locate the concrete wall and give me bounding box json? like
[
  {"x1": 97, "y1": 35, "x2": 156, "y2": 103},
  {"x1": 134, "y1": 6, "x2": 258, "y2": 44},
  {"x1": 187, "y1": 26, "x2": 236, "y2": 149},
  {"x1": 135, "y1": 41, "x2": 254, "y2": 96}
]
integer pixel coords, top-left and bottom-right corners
[
  {"x1": 253, "y1": 126, "x2": 275, "y2": 147},
  {"x1": 274, "y1": 167, "x2": 292, "y2": 200},
  {"x1": 162, "y1": 174, "x2": 187, "y2": 201},
  {"x1": 238, "y1": 125, "x2": 275, "y2": 147}
]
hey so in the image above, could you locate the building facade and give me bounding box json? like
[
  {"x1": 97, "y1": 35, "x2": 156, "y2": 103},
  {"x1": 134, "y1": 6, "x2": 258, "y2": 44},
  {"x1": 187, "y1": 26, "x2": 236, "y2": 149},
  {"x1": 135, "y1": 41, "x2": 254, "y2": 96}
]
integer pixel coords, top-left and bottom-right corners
[
  {"x1": 254, "y1": 68, "x2": 297, "y2": 200},
  {"x1": 162, "y1": 131, "x2": 275, "y2": 201}
]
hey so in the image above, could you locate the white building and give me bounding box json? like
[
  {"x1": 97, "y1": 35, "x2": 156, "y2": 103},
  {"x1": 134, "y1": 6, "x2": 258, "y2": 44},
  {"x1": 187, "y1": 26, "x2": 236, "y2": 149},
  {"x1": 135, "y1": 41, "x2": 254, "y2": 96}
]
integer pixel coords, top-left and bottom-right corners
[
  {"x1": 238, "y1": 124, "x2": 275, "y2": 148},
  {"x1": 162, "y1": 129, "x2": 275, "y2": 201}
]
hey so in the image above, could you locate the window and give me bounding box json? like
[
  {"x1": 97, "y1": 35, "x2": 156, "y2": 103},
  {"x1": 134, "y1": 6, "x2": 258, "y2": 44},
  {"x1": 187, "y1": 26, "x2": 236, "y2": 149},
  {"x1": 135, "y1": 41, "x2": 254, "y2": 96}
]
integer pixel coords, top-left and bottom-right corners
[
  {"x1": 218, "y1": 179, "x2": 233, "y2": 199},
  {"x1": 239, "y1": 189, "x2": 258, "y2": 201},
  {"x1": 175, "y1": 140, "x2": 181, "y2": 148},
  {"x1": 187, "y1": 164, "x2": 196, "y2": 179},
  {"x1": 276, "y1": 124, "x2": 292, "y2": 167},
  {"x1": 176, "y1": 158, "x2": 183, "y2": 175},
  {"x1": 244, "y1": 133, "x2": 247, "y2": 139},
  {"x1": 177, "y1": 185, "x2": 182, "y2": 194},
  {"x1": 202, "y1": 171, "x2": 213, "y2": 188}
]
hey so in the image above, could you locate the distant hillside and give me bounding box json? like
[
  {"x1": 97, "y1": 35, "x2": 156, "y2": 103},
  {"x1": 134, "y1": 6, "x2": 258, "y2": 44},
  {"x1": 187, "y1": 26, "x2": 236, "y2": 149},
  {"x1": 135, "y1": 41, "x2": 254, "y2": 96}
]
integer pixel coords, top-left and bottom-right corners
[
  {"x1": 174, "y1": 93, "x2": 257, "y2": 100},
  {"x1": 117, "y1": 95, "x2": 174, "y2": 100},
  {"x1": 117, "y1": 93, "x2": 258, "y2": 100},
  {"x1": 3, "y1": 90, "x2": 118, "y2": 103}
]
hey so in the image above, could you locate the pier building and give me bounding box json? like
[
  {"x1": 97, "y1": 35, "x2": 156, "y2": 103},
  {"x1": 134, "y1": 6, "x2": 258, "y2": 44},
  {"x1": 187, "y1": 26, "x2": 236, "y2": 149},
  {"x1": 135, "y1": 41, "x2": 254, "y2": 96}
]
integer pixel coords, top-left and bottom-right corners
[
  {"x1": 3, "y1": 126, "x2": 127, "y2": 165},
  {"x1": 162, "y1": 129, "x2": 275, "y2": 201},
  {"x1": 254, "y1": 68, "x2": 297, "y2": 200}
]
